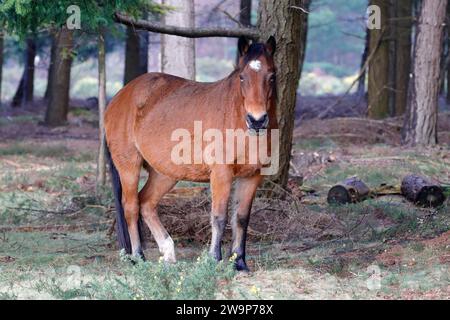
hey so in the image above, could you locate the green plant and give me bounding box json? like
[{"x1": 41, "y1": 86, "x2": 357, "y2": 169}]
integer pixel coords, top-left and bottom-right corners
[{"x1": 36, "y1": 251, "x2": 235, "y2": 300}]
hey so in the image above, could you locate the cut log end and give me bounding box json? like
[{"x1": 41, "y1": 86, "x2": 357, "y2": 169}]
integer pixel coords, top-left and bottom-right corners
[
  {"x1": 327, "y1": 177, "x2": 370, "y2": 205},
  {"x1": 327, "y1": 185, "x2": 352, "y2": 204},
  {"x1": 416, "y1": 186, "x2": 446, "y2": 207},
  {"x1": 401, "y1": 175, "x2": 446, "y2": 208}
]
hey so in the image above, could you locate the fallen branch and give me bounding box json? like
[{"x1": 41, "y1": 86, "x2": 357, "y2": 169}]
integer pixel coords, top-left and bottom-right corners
[{"x1": 114, "y1": 12, "x2": 259, "y2": 39}]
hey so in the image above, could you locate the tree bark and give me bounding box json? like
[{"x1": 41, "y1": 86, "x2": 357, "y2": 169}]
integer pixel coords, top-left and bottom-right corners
[
  {"x1": 12, "y1": 37, "x2": 36, "y2": 107},
  {"x1": 44, "y1": 33, "x2": 57, "y2": 100},
  {"x1": 388, "y1": 1, "x2": 397, "y2": 116},
  {"x1": 439, "y1": 2, "x2": 450, "y2": 95},
  {"x1": 402, "y1": 0, "x2": 448, "y2": 146},
  {"x1": 239, "y1": 0, "x2": 252, "y2": 27},
  {"x1": 368, "y1": 0, "x2": 390, "y2": 119},
  {"x1": 235, "y1": 0, "x2": 253, "y2": 64},
  {"x1": 44, "y1": 27, "x2": 74, "y2": 127},
  {"x1": 161, "y1": 0, "x2": 196, "y2": 80},
  {"x1": 444, "y1": 3, "x2": 450, "y2": 103},
  {"x1": 357, "y1": 28, "x2": 370, "y2": 97},
  {"x1": 0, "y1": 32, "x2": 3, "y2": 107},
  {"x1": 97, "y1": 33, "x2": 107, "y2": 188},
  {"x1": 257, "y1": 0, "x2": 310, "y2": 188},
  {"x1": 138, "y1": 28, "x2": 149, "y2": 75},
  {"x1": 447, "y1": 58, "x2": 450, "y2": 104},
  {"x1": 124, "y1": 26, "x2": 142, "y2": 85},
  {"x1": 394, "y1": 0, "x2": 413, "y2": 116}
]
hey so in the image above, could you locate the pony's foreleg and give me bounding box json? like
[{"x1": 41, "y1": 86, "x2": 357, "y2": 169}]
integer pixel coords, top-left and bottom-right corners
[
  {"x1": 139, "y1": 170, "x2": 177, "y2": 263},
  {"x1": 209, "y1": 168, "x2": 233, "y2": 261},
  {"x1": 231, "y1": 175, "x2": 263, "y2": 271}
]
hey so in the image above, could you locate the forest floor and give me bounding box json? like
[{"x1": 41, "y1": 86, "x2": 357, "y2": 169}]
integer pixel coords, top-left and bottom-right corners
[{"x1": 0, "y1": 100, "x2": 449, "y2": 299}]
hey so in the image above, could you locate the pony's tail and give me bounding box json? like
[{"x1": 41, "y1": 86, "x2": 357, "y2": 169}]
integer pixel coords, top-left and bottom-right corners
[{"x1": 105, "y1": 141, "x2": 132, "y2": 254}]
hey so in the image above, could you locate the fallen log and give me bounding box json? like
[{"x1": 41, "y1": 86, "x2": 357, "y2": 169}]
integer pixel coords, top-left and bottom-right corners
[
  {"x1": 327, "y1": 177, "x2": 370, "y2": 205},
  {"x1": 401, "y1": 175, "x2": 446, "y2": 207}
]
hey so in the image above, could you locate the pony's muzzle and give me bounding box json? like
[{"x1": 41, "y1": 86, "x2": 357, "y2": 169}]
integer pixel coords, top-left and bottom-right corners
[{"x1": 245, "y1": 113, "x2": 269, "y2": 131}]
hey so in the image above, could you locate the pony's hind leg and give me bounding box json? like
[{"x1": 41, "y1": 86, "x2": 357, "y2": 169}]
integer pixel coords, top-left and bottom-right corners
[
  {"x1": 114, "y1": 152, "x2": 144, "y2": 259},
  {"x1": 139, "y1": 169, "x2": 177, "y2": 263}
]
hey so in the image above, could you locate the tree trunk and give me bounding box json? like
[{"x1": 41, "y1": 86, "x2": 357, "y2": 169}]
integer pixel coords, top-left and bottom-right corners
[
  {"x1": 138, "y1": 28, "x2": 149, "y2": 75},
  {"x1": 258, "y1": 0, "x2": 310, "y2": 188},
  {"x1": 388, "y1": 1, "x2": 397, "y2": 116},
  {"x1": 440, "y1": 2, "x2": 450, "y2": 95},
  {"x1": 442, "y1": 3, "x2": 450, "y2": 101},
  {"x1": 394, "y1": 0, "x2": 413, "y2": 116},
  {"x1": 0, "y1": 32, "x2": 3, "y2": 107},
  {"x1": 45, "y1": 33, "x2": 57, "y2": 100},
  {"x1": 235, "y1": 0, "x2": 253, "y2": 64},
  {"x1": 357, "y1": 28, "x2": 370, "y2": 97},
  {"x1": 447, "y1": 59, "x2": 450, "y2": 104},
  {"x1": 240, "y1": 0, "x2": 252, "y2": 26},
  {"x1": 123, "y1": 27, "x2": 143, "y2": 85},
  {"x1": 368, "y1": 0, "x2": 390, "y2": 119},
  {"x1": 44, "y1": 27, "x2": 74, "y2": 127},
  {"x1": 12, "y1": 37, "x2": 36, "y2": 107},
  {"x1": 161, "y1": 0, "x2": 196, "y2": 80},
  {"x1": 402, "y1": 0, "x2": 448, "y2": 146},
  {"x1": 97, "y1": 33, "x2": 107, "y2": 188}
]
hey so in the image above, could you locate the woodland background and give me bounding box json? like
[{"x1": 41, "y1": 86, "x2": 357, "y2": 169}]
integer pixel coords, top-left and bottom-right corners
[{"x1": 0, "y1": 0, "x2": 449, "y2": 300}]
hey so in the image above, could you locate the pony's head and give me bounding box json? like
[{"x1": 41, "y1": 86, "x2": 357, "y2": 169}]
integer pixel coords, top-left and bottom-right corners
[{"x1": 237, "y1": 36, "x2": 276, "y2": 132}]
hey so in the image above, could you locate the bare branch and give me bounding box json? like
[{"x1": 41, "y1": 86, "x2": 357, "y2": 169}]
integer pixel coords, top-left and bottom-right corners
[
  {"x1": 114, "y1": 12, "x2": 259, "y2": 39},
  {"x1": 290, "y1": 5, "x2": 310, "y2": 14},
  {"x1": 221, "y1": 9, "x2": 242, "y2": 26}
]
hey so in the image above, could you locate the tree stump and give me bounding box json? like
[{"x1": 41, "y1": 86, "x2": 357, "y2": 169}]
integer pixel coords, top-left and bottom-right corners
[
  {"x1": 401, "y1": 175, "x2": 446, "y2": 207},
  {"x1": 327, "y1": 177, "x2": 370, "y2": 205}
]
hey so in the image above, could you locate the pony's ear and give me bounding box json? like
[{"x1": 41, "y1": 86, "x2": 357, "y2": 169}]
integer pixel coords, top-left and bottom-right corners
[
  {"x1": 266, "y1": 36, "x2": 276, "y2": 56},
  {"x1": 238, "y1": 36, "x2": 250, "y2": 57}
]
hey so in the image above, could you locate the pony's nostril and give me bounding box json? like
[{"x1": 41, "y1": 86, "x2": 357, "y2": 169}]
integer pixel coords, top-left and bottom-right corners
[
  {"x1": 259, "y1": 114, "x2": 268, "y2": 125},
  {"x1": 246, "y1": 113, "x2": 268, "y2": 129}
]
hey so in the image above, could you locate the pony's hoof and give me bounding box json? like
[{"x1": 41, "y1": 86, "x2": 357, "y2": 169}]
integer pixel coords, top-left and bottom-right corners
[
  {"x1": 135, "y1": 248, "x2": 146, "y2": 261},
  {"x1": 128, "y1": 251, "x2": 146, "y2": 265},
  {"x1": 163, "y1": 253, "x2": 177, "y2": 264},
  {"x1": 235, "y1": 259, "x2": 250, "y2": 273}
]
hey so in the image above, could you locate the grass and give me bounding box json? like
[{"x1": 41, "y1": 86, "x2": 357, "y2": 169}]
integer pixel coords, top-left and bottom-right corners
[
  {"x1": 308, "y1": 164, "x2": 401, "y2": 188},
  {"x1": 0, "y1": 143, "x2": 70, "y2": 158},
  {"x1": 0, "y1": 142, "x2": 94, "y2": 162},
  {"x1": 0, "y1": 115, "x2": 38, "y2": 126},
  {"x1": 294, "y1": 137, "x2": 337, "y2": 151}
]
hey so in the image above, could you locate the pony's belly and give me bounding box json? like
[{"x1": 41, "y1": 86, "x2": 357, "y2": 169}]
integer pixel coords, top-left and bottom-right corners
[
  {"x1": 233, "y1": 164, "x2": 262, "y2": 178},
  {"x1": 144, "y1": 155, "x2": 212, "y2": 182}
]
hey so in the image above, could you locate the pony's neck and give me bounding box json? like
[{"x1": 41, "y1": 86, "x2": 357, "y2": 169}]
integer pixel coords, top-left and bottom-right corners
[{"x1": 219, "y1": 69, "x2": 246, "y2": 129}]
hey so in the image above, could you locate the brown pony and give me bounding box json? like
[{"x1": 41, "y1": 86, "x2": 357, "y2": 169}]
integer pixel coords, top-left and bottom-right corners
[{"x1": 105, "y1": 36, "x2": 277, "y2": 271}]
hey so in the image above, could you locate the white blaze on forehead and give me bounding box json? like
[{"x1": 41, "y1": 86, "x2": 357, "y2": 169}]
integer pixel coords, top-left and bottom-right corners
[{"x1": 249, "y1": 60, "x2": 262, "y2": 72}]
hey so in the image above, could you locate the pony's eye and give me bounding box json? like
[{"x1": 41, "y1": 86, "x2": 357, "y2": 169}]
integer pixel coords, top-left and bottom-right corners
[
  {"x1": 269, "y1": 75, "x2": 276, "y2": 83},
  {"x1": 239, "y1": 75, "x2": 244, "y2": 82}
]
